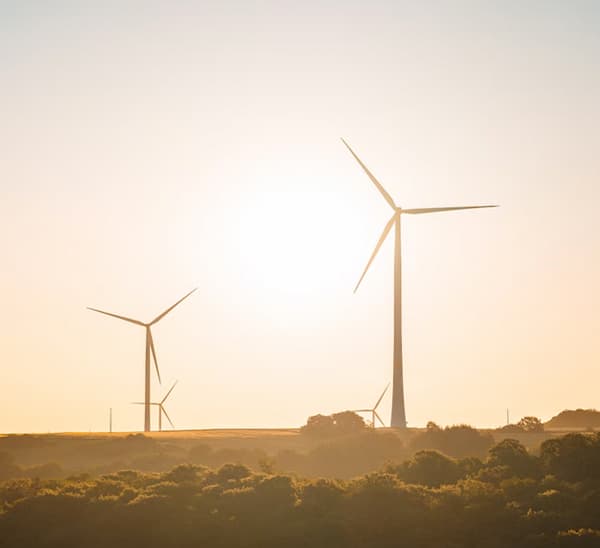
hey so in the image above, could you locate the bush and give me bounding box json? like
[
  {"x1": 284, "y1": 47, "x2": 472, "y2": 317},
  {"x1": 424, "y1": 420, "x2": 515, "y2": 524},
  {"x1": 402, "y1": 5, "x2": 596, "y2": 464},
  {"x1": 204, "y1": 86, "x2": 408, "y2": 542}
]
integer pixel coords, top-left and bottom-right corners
[
  {"x1": 301, "y1": 412, "x2": 366, "y2": 438},
  {"x1": 487, "y1": 439, "x2": 538, "y2": 478},
  {"x1": 388, "y1": 450, "x2": 463, "y2": 487},
  {"x1": 0, "y1": 435, "x2": 599, "y2": 548},
  {"x1": 540, "y1": 433, "x2": 600, "y2": 481}
]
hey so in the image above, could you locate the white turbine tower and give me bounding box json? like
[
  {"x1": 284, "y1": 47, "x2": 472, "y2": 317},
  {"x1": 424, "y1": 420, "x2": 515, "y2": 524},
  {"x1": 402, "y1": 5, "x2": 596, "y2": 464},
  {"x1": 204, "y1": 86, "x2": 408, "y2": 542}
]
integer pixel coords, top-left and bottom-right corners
[
  {"x1": 352, "y1": 383, "x2": 390, "y2": 428},
  {"x1": 133, "y1": 380, "x2": 178, "y2": 432},
  {"x1": 343, "y1": 139, "x2": 498, "y2": 428},
  {"x1": 88, "y1": 288, "x2": 196, "y2": 432}
]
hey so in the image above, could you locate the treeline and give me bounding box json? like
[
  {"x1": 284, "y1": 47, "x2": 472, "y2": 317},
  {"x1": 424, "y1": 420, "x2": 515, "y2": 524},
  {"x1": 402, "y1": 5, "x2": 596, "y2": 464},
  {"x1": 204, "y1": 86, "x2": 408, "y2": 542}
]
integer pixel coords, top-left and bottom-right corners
[
  {"x1": 191, "y1": 422, "x2": 494, "y2": 478},
  {"x1": 0, "y1": 423, "x2": 497, "y2": 480},
  {"x1": 2, "y1": 433, "x2": 600, "y2": 547}
]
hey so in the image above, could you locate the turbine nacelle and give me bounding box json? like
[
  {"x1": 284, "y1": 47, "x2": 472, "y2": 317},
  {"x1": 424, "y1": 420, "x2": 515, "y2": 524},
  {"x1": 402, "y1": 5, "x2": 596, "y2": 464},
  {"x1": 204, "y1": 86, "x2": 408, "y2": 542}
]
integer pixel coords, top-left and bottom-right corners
[
  {"x1": 343, "y1": 138, "x2": 498, "y2": 294},
  {"x1": 87, "y1": 287, "x2": 197, "y2": 328}
]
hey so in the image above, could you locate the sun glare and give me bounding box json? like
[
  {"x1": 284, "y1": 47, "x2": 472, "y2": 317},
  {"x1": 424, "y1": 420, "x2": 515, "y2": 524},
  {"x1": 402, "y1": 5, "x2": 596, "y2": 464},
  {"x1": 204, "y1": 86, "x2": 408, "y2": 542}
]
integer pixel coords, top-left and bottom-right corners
[{"x1": 234, "y1": 183, "x2": 360, "y2": 299}]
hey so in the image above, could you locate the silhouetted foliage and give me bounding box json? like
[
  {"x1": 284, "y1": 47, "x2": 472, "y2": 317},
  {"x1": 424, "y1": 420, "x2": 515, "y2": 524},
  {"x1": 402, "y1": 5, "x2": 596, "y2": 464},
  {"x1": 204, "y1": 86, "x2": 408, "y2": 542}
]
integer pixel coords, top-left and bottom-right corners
[
  {"x1": 518, "y1": 416, "x2": 545, "y2": 432},
  {"x1": 497, "y1": 417, "x2": 544, "y2": 435},
  {"x1": 540, "y1": 433, "x2": 600, "y2": 482},
  {"x1": 301, "y1": 411, "x2": 366, "y2": 438},
  {"x1": 301, "y1": 414, "x2": 336, "y2": 438},
  {"x1": 331, "y1": 411, "x2": 366, "y2": 434},
  {"x1": 487, "y1": 438, "x2": 539, "y2": 478},
  {"x1": 2, "y1": 433, "x2": 600, "y2": 547},
  {"x1": 387, "y1": 449, "x2": 463, "y2": 486}
]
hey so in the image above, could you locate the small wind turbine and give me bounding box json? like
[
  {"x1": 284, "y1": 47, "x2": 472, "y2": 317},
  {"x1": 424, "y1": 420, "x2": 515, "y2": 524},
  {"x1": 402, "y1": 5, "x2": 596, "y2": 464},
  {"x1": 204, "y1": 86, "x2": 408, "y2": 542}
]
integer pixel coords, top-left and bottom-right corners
[
  {"x1": 343, "y1": 138, "x2": 498, "y2": 428},
  {"x1": 88, "y1": 288, "x2": 196, "y2": 432},
  {"x1": 133, "y1": 380, "x2": 178, "y2": 432},
  {"x1": 352, "y1": 383, "x2": 390, "y2": 428}
]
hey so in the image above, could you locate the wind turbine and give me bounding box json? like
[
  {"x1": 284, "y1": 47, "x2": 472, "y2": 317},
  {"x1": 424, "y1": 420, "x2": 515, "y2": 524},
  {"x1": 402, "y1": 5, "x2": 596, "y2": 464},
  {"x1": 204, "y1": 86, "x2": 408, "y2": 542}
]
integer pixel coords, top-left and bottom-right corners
[
  {"x1": 352, "y1": 383, "x2": 390, "y2": 428},
  {"x1": 343, "y1": 138, "x2": 497, "y2": 428},
  {"x1": 133, "y1": 380, "x2": 178, "y2": 432},
  {"x1": 88, "y1": 288, "x2": 196, "y2": 432}
]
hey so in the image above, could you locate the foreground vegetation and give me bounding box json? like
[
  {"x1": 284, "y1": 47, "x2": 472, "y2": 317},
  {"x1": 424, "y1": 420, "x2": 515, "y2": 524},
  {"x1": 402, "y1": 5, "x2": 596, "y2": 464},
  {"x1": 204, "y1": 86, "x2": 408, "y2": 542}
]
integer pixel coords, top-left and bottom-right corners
[{"x1": 2, "y1": 432, "x2": 600, "y2": 547}]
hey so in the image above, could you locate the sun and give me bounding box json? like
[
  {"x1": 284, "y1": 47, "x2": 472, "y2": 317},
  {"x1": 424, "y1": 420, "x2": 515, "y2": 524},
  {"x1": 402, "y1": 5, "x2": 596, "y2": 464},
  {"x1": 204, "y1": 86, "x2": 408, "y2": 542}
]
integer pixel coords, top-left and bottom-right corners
[{"x1": 232, "y1": 180, "x2": 364, "y2": 300}]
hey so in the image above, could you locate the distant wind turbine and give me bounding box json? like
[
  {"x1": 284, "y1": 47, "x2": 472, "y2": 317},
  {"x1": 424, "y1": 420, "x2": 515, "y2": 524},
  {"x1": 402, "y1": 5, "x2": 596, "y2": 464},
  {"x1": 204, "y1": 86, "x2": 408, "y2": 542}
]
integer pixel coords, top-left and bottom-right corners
[
  {"x1": 88, "y1": 288, "x2": 196, "y2": 432},
  {"x1": 343, "y1": 138, "x2": 498, "y2": 428},
  {"x1": 133, "y1": 380, "x2": 178, "y2": 432},
  {"x1": 352, "y1": 383, "x2": 390, "y2": 428}
]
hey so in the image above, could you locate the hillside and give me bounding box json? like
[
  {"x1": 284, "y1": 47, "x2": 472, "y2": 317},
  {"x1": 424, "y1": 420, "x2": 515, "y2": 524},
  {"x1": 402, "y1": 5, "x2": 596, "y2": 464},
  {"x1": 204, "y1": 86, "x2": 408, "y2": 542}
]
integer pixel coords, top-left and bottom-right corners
[{"x1": 545, "y1": 409, "x2": 600, "y2": 430}]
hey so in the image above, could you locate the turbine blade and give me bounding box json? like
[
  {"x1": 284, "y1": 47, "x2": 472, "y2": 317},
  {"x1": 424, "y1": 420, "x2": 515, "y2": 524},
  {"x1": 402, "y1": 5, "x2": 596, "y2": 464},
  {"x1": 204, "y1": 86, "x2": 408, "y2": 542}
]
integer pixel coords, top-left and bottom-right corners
[
  {"x1": 87, "y1": 307, "x2": 145, "y2": 326},
  {"x1": 341, "y1": 139, "x2": 396, "y2": 210},
  {"x1": 352, "y1": 409, "x2": 372, "y2": 413},
  {"x1": 373, "y1": 382, "x2": 391, "y2": 410},
  {"x1": 148, "y1": 330, "x2": 161, "y2": 385},
  {"x1": 374, "y1": 411, "x2": 386, "y2": 427},
  {"x1": 131, "y1": 402, "x2": 145, "y2": 405},
  {"x1": 402, "y1": 205, "x2": 498, "y2": 215},
  {"x1": 161, "y1": 406, "x2": 175, "y2": 429},
  {"x1": 150, "y1": 288, "x2": 197, "y2": 325},
  {"x1": 161, "y1": 380, "x2": 178, "y2": 404},
  {"x1": 354, "y1": 213, "x2": 397, "y2": 293}
]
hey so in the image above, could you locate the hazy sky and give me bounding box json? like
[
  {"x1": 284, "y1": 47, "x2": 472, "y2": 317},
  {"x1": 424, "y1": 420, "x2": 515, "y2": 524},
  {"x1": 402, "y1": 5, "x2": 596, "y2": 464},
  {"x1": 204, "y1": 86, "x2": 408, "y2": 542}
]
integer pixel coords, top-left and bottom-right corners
[{"x1": 2, "y1": 1, "x2": 600, "y2": 432}]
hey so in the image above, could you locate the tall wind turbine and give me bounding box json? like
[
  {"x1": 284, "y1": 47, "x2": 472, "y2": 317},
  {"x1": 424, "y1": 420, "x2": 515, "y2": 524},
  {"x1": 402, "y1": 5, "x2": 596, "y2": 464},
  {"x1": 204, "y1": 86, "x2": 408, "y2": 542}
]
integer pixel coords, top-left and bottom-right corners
[
  {"x1": 352, "y1": 383, "x2": 390, "y2": 428},
  {"x1": 343, "y1": 139, "x2": 497, "y2": 428},
  {"x1": 88, "y1": 288, "x2": 196, "y2": 432},
  {"x1": 133, "y1": 380, "x2": 178, "y2": 432}
]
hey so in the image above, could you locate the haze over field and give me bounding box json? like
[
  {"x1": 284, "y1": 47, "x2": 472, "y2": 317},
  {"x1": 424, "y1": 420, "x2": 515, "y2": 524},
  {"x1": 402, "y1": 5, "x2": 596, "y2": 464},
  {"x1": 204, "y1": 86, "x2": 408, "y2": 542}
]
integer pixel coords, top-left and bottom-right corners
[{"x1": 2, "y1": 1, "x2": 600, "y2": 433}]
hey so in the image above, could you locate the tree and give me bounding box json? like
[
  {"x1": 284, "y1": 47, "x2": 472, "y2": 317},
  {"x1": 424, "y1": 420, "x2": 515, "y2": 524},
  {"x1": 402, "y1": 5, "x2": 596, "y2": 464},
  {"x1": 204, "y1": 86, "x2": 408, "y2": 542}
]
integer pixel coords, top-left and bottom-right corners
[
  {"x1": 301, "y1": 414, "x2": 336, "y2": 438},
  {"x1": 517, "y1": 416, "x2": 544, "y2": 433},
  {"x1": 391, "y1": 450, "x2": 462, "y2": 487},
  {"x1": 332, "y1": 411, "x2": 366, "y2": 434},
  {"x1": 487, "y1": 439, "x2": 538, "y2": 477},
  {"x1": 301, "y1": 412, "x2": 365, "y2": 438},
  {"x1": 540, "y1": 433, "x2": 600, "y2": 481}
]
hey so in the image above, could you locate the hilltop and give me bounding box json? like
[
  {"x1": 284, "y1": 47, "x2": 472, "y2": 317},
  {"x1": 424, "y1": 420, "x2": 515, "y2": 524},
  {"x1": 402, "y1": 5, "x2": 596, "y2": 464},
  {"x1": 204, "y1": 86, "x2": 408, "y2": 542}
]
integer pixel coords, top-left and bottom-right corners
[{"x1": 545, "y1": 409, "x2": 600, "y2": 430}]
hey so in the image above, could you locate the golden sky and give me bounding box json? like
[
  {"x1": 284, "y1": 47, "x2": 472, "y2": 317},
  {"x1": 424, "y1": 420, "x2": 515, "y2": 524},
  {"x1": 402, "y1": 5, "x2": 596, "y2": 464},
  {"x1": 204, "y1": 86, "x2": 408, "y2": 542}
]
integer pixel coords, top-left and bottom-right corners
[{"x1": 2, "y1": 1, "x2": 599, "y2": 432}]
